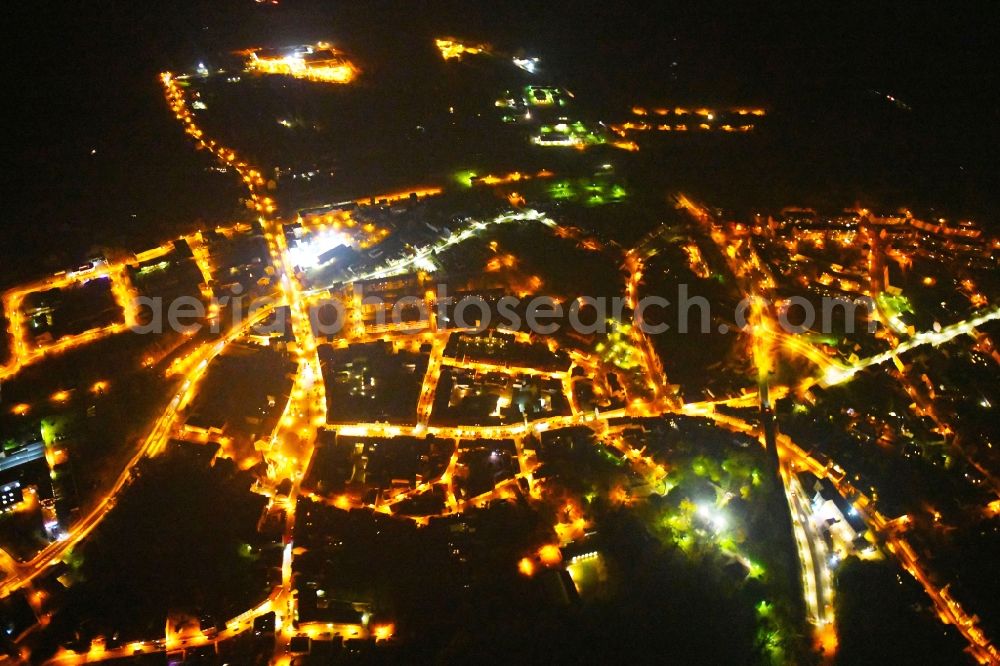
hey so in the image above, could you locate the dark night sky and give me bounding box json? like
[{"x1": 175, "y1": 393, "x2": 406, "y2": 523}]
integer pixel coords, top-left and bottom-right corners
[{"x1": 5, "y1": 1, "x2": 1000, "y2": 281}]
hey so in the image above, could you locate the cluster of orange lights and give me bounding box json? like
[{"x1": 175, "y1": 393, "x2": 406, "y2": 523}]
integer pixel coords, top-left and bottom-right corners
[
  {"x1": 507, "y1": 192, "x2": 526, "y2": 206},
  {"x1": 245, "y1": 44, "x2": 359, "y2": 84},
  {"x1": 1, "y1": 264, "x2": 141, "y2": 381},
  {"x1": 612, "y1": 106, "x2": 764, "y2": 137},
  {"x1": 435, "y1": 38, "x2": 489, "y2": 60},
  {"x1": 553, "y1": 500, "x2": 590, "y2": 543},
  {"x1": 485, "y1": 254, "x2": 517, "y2": 272},
  {"x1": 631, "y1": 105, "x2": 765, "y2": 117},
  {"x1": 682, "y1": 242, "x2": 711, "y2": 279},
  {"x1": 609, "y1": 139, "x2": 638, "y2": 151},
  {"x1": 611, "y1": 121, "x2": 755, "y2": 135},
  {"x1": 50, "y1": 390, "x2": 71, "y2": 403},
  {"x1": 518, "y1": 543, "x2": 563, "y2": 577},
  {"x1": 354, "y1": 187, "x2": 443, "y2": 206},
  {"x1": 297, "y1": 210, "x2": 390, "y2": 251},
  {"x1": 476, "y1": 169, "x2": 554, "y2": 186},
  {"x1": 372, "y1": 623, "x2": 395, "y2": 642}
]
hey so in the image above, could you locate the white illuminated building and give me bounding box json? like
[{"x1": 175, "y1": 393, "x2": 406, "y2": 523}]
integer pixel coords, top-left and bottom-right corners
[{"x1": 288, "y1": 231, "x2": 351, "y2": 269}]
